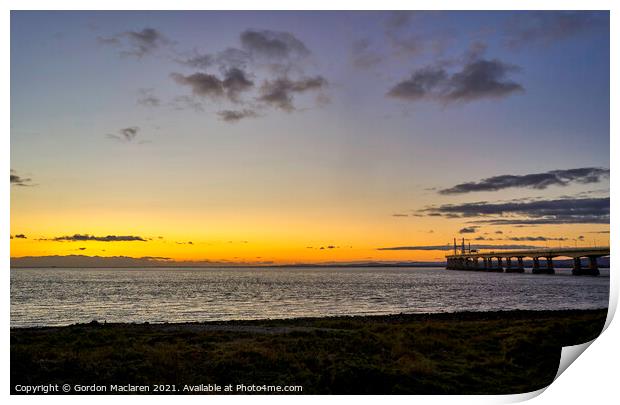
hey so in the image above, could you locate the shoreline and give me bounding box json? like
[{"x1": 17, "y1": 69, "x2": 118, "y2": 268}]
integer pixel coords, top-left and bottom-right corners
[
  {"x1": 12, "y1": 308, "x2": 607, "y2": 394},
  {"x1": 10, "y1": 307, "x2": 610, "y2": 331}
]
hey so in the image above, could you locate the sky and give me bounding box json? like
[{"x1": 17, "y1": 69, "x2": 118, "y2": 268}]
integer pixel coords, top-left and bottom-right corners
[{"x1": 10, "y1": 11, "x2": 610, "y2": 266}]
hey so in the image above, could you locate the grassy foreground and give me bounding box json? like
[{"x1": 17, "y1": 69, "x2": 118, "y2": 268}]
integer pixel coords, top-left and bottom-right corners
[{"x1": 11, "y1": 309, "x2": 607, "y2": 394}]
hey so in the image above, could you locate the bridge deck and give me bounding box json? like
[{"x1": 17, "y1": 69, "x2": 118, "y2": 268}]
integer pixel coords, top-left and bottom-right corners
[{"x1": 446, "y1": 246, "x2": 610, "y2": 259}]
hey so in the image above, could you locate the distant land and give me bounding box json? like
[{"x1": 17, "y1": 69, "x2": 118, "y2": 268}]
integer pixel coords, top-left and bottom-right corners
[{"x1": 10, "y1": 255, "x2": 610, "y2": 269}]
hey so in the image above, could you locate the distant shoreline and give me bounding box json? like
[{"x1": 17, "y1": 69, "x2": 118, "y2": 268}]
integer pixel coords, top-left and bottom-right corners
[
  {"x1": 10, "y1": 263, "x2": 609, "y2": 269},
  {"x1": 10, "y1": 263, "x2": 446, "y2": 269}
]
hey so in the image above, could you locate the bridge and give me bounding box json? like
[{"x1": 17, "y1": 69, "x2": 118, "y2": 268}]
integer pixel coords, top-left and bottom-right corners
[{"x1": 446, "y1": 240, "x2": 610, "y2": 276}]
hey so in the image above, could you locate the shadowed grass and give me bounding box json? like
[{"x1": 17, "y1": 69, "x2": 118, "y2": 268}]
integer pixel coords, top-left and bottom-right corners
[{"x1": 11, "y1": 309, "x2": 606, "y2": 394}]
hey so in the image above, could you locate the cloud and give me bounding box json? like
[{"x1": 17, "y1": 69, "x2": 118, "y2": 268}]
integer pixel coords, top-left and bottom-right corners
[
  {"x1": 51, "y1": 234, "x2": 147, "y2": 242},
  {"x1": 377, "y1": 244, "x2": 538, "y2": 251},
  {"x1": 385, "y1": 11, "x2": 417, "y2": 30},
  {"x1": 506, "y1": 236, "x2": 568, "y2": 241},
  {"x1": 439, "y1": 167, "x2": 610, "y2": 194},
  {"x1": 99, "y1": 28, "x2": 169, "y2": 58},
  {"x1": 217, "y1": 109, "x2": 258, "y2": 122},
  {"x1": 503, "y1": 12, "x2": 606, "y2": 49},
  {"x1": 171, "y1": 72, "x2": 224, "y2": 98},
  {"x1": 10, "y1": 170, "x2": 34, "y2": 187},
  {"x1": 420, "y1": 197, "x2": 609, "y2": 225},
  {"x1": 171, "y1": 67, "x2": 254, "y2": 102},
  {"x1": 107, "y1": 126, "x2": 141, "y2": 143},
  {"x1": 171, "y1": 95, "x2": 204, "y2": 112},
  {"x1": 459, "y1": 226, "x2": 479, "y2": 234},
  {"x1": 14, "y1": 234, "x2": 27, "y2": 239},
  {"x1": 392, "y1": 213, "x2": 409, "y2": 217},
  {"x1": 177, "y1": 48, "x2": 252, "y2": 72},
  {"x1": 387, "y1": 57, "x2": 523, "y2": 103},
  {"x1": 222, "y1": 68, "x2": 254, "y2": 101},
  {"x1": 259, "y1": 76, "x2": 327, "y2": 111},
  {"x1": 240, "y1": 29, "x2": 309, "y2": 60},
  {"x1": 137, "y1": 89, "x2": 160, "y2": 107},
  {"x1": 350, "y1": 39, "x2": 383, "y2": 69},
  {"x1": 179, "y1": 53, "x2": 214, "y2": 69}
]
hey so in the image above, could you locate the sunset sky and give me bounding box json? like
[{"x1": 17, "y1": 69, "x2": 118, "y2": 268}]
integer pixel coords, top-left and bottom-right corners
[{"x1": 10, "y1": 11, "x2": 610, "y2": 265}]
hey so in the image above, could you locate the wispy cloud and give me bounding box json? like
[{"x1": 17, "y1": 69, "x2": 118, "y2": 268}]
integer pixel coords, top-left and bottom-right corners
[
  {"x1": 258, "y1": 76, "x2": 327, "y2": 111},
  {"x1": 240, "y1": 29, "x2": 310, "y2": 60},
  {"x1": 106, "y1": 126, "x2": 142, "y2": 143},
  {"x1": 503, "y1": 11, "x2": 607, "y2": 49},
  {"x1": 137, "y1": 88, "x2": 161, "y2": 107},
  {"x1": 51, "y1": 234, "x2": 147, "y2": 242},
  {"x1": 217, "y1": 109, "x2": 258, "y2": 122},
  {"x1": 439, "y1": 167, "x2": 609, "y2": 194},
  {"x1": 99, "y1": 27, "x2": 170, "y2": 58},
  {"x1": 350, "y1": 38, "x2": 383, "y2": 69},
  {"x1": 10, "y1": 170, "x2": 34, "y2": 187}
]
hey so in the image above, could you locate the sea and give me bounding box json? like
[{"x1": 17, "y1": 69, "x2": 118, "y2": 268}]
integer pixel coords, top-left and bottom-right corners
[{"x1": 10, "y1": 267, "x2": 609, "y2": 328}]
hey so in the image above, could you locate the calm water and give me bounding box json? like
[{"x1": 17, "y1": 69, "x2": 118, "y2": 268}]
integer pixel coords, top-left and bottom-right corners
[{"x1": 10, "y1": 267, "x2": 609, "y2": 328}]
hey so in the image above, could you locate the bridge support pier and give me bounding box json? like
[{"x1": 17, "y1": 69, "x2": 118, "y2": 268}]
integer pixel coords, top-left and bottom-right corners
[
  {"x1": 532, "y1": 257, "x2": 541, "y2": 274},
  {"x1": 505, "y1": 256, "x2": 524, "y2": 273},
  {"x1": 533, "y1": 257, "x2": 554, "y2": 274},
  {"x1": 574, "y1": 256, "x2": 600, "y2": 276},
  {"x1": 516, "y1": 257, "x2": 525, "y2": 273},
  {"x1": 492, "y1": 257, "x2": 504, "y2": 272}
]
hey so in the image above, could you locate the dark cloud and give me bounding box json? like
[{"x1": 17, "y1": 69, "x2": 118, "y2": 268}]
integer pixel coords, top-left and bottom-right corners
[
  {"x1": 387, "y1": 67, "x2": 447, "y2": 100},
  {"x1": 10, "y1": 170, "x2": 34, "y2": 187},
  {"x1": 503, "y1": 12, "x2": 606, "y2": 49},
  {"x1": 52, "y1": 234, "x2": 147, "y2": 242},
  {"x1": 14, "y1": 234, "x2": 27, "y2": 239},
  {"x1": 387, "y1": 58, "x2": 523, "y2": 103},
  {"x1": 392, "y1": 213, "x2": 409, "y2": 217},
  {"x1": 171, "y1": 72, "x2": 224, "y2": 98},
  {"x1": 459, "y1": 226, "x2": 479, "y2": 234},
  {"x1": 240, "y1": 29, "x2": 309, "y2": 60},
  {"x1": 171, "y1": 68, "x2": 254, "y2": 102},
  {"x1": 107, "y1": 126, "x2": 141, "y2": 143},
  {"x1": 222, "y1": 68, "x2": 254, "y2": 101},
  {"x1": 259, "y1": 76, "x2": 327, "y2": 111},
  {"x1": 377, "y1": 244, "x2": 538, "y2": 251},
  {"x1": 439, "y1": 167, "x2": 610, "y2": 194},
  {"x1": 99, "y1": 28, "x2": 169, "y2": 58},
  {"x1": 217, "y1": 109, "x2": 258, "y2": 122},
  {"x1": 421, "y1": 197, "x2": 609, "y2": 225},
  {"x1": 506, "y1": 236, "x2": 568, "y2": 242}
]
